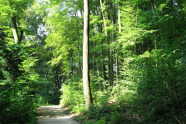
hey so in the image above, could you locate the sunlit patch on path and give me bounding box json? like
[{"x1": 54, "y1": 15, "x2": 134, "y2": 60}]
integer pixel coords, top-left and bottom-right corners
[{"x1": 37, "y1": 105, "x2": 79, "y2": 124}]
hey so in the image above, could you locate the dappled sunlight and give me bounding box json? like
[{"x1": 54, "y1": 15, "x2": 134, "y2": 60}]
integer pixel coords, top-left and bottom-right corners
[
  {"x1": 0, "y1": 0, "x2": 185, "y2": 123},
  {"x1": 37, "y1": 105, "x2": 70, "y2": 119},
  {"x1": 37, "y1": 105, "x2": 79, "y2": 124}
]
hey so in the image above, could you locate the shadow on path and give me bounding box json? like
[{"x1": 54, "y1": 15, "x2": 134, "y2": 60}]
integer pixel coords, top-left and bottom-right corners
[{"x1": 36, "y1": 105, "x2": 79, "y2": 124}]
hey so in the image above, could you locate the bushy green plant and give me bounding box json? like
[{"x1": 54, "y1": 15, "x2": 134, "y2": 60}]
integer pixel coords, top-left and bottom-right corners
[
  {"x1": 85, "y1": 119, "x2": 106, "y2": 124},
  {"x1": 0, "y1": 83, "x2": 36, "y2": 124},
  {"x1": 86, "y1": 103, "x2": 120, "y2": 121},
  {"x1": 60, "y1": 77, "x2": 86, "y2": 113},
  {"x1": 92, "y1": 90, "x2": 110, "y2": 105}
]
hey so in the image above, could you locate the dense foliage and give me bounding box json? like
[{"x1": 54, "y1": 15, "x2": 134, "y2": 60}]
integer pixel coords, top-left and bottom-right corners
[{"x1": 0, "y1": 0, "x2": 185, "y2": 123}]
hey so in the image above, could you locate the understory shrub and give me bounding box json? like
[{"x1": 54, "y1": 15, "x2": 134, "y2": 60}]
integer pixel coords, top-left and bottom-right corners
[
  {"x1": 60, "y1": 78, "x2": 86, "y2": 113},
  {"x1": 0, "y1": 83, "x2": 36, "y2": 124}
]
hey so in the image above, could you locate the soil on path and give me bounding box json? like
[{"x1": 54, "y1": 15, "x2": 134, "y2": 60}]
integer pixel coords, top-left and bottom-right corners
[{"x1": 36, "y1": 105, "x2": 79, "y2": 124}]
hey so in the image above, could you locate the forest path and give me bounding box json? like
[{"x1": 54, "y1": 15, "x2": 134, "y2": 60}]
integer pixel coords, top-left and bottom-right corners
[{"x1": 36, "y1": 105, "x2": 79, "y2": 124}]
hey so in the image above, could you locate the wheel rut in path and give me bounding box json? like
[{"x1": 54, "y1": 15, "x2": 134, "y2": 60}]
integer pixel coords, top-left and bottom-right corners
[{"x1": 36, "y1": 105, "x2": 79, "y2": 124}]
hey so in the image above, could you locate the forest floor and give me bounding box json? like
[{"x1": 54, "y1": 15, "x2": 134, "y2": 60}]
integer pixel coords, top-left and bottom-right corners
[{"x1": 36, "y1": 105, "x2": 80, "y2": 124}]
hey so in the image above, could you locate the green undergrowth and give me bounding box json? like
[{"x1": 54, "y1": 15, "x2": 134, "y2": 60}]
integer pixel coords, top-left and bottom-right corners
[
  {"x1": 59, "y1": 75, "x2": 140, "y2": 124},
  {"x1": 60, "y1": 73, "x2": 184, "y2": 124}
]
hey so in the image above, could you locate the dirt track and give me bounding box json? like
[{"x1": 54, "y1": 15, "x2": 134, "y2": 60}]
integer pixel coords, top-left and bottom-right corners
[{"x1": 36, "y1": 105, "x2": 79, "y2": 124}]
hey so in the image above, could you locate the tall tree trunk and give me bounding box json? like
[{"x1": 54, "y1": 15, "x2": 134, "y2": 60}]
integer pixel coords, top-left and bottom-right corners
[
  {"x1": 109, "y1": 2, "x2": 114, "y2": 86},
  {"x1": 99, "y1": 0, "x2": 108, "y2": 88},
  {"x1": 150, "y1": 0, "x2": 158, "y2": 68},
  {"x1": 11, "y1": 16, "x2": 23, "y2": 44},
  {"x1": 150, "y1": 0, "x2": 156, "y2": 14},
  {"x1": 99, "y1": 0, "x2": 107, "y2": 36},
  {"x1": 116, "y1": 0, "x2": 122, "y2": 83},
  {"x1": 151, "y1": 0, "x2": 157, "y2": 49},
  {"x1": 99, "y1": 23, "x2": 107, "y2": 89},
  {"x1": 118, "y1": 1, "x2": 121, "y2": 33},
  {"x1": 83, "y1": 0, "x2": 92, "y2": 108},
  {"x1": 11, "y1": 16, "x2": 19, "y2": 44}
]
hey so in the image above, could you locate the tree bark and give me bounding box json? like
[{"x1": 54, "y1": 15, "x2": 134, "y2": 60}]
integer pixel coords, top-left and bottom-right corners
[
  {"x1": 11, "y1": 16, "x2": 19, "y2": 44},
  {"x1": 99, "y1": 0, "x2": 107, "y2": 36},
  {"x1": 99, "y1": 22, "x2": 107, "y2": 90},
  {"x1": 99, "y1": 0, "x2": 108, "y2": 88},
  {"x1": 83, "y1": 0, "x2": 92, "y2": 108},
  {"x1": 150, "y1": 0, "x2": 156, "y2": 14},
  {"x1": 116, "y1": 0, "x2": 122, "y2": 83},
  {"x1": 118, "y1": 1, "x2": 121, "y2": 33},
  {"x1": 109, "y1": 2, "x2": 114, "y2": 86}
]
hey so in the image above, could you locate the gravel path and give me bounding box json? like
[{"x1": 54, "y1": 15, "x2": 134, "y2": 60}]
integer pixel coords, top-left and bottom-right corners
[{"x1": 36, "y1": 105, "x2": 79, "y2": 124}]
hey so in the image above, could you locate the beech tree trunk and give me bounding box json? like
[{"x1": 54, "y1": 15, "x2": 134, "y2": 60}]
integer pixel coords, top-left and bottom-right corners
[
  {"x1": 109, "y1": 2, "x2": 114, "y2": 86},
  {"x1": 116, "y1": 1, "x2": 121, "y2": 83},
  {"x1": 83, "y1": 0, "x2": 92, "y2": 108},
  {"x1": 11, "y1": 16, "x2": 23, "y2": 44},
  {"x1": 11, "y1": 16, "x2": 19, "y2": 44},
  {"x1": 99, "y1": 0, "x2": 107, "y2": 36},
  {"x1": 118, "y1": 1, "x2": 121, "y2": 33}
]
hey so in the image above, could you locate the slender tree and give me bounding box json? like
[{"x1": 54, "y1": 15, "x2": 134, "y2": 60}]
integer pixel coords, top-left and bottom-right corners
[
  {"x1": 11, "y1": 16, "x2": 19, "y2": 44},
  {"x1": 83, "y1": 0, "x2": 92, "y2": 108}
]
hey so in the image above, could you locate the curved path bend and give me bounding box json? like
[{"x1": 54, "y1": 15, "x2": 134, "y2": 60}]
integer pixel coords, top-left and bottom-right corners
[{"x1": 36, "y1": 105, "x2": 79, "y2": 124}]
